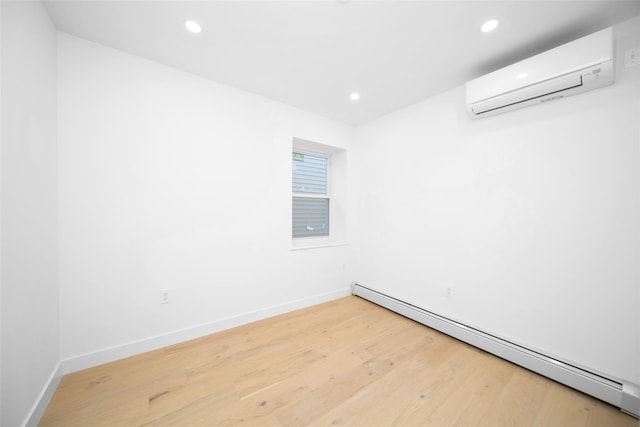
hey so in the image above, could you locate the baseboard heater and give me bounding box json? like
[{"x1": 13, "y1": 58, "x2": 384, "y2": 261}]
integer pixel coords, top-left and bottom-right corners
[{"x1": 351, "y1": 282, "x2": 640, "y2": 418}]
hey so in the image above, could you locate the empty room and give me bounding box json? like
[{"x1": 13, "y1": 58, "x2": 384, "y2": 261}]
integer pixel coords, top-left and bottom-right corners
[{"x1": 1, "y1": 0, "x2": 639, "y2": 426}]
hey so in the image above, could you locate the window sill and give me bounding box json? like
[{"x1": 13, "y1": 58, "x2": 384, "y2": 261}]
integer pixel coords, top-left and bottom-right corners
[{"x1": 290, "y1": 240, "x2": 348, "y2": 251}]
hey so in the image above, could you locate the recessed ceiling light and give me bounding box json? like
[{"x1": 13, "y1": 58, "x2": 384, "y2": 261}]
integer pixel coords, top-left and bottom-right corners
[
  {"x1": 185, "y1": 20, "x2": 202, "y2": 34},
  {"x1": 480, "y1": 19, "x2": 499, "y2": 33},
  {"x1": 349, "y1": 92, "x2": 360, "y2": 101}
]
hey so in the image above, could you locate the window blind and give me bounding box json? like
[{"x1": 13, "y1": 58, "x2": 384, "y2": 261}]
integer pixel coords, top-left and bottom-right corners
[{"x1": 292, "y1": 197, "x2": 329, "y2": 238}]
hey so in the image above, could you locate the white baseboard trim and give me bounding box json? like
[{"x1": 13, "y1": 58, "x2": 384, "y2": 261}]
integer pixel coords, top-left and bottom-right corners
[
  {"x1": 351, "y1": 282, "x2": 640, "y2": 419},
  {"x1": 61, "y1": 287, "x2": 351, "y2": 375},
  {"x1": 24, "y1": 362, "x2": 62, "y2": 427}
]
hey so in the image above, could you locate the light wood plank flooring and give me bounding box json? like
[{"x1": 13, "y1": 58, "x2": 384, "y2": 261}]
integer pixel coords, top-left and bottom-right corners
[{"x1": 40, "y1": 296, "x2": 637, "y2": 426}]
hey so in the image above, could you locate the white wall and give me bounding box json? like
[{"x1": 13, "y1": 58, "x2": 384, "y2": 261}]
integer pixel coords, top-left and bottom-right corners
[
  {"x1": 1, "y1": 1, "x2": 59, "y2": 426},
  {"x1": 351, "y1": 17, "x2": 640, "y2": 385},
  {"x1": 58, "y1": 34, "x2": 354, "y2": 366}
]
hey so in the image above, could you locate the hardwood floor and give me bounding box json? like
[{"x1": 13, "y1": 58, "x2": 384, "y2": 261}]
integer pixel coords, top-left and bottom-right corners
[{"x1": 40, "y1": 296, "x2": 637, "y2": 426}]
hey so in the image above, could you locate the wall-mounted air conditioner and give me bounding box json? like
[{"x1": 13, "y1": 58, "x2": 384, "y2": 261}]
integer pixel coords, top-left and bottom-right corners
[{"x1": 466, "y1": 27, "x2": 614, "y2": 118}]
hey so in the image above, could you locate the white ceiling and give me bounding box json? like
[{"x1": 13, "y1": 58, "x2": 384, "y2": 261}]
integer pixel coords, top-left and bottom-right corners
[{"x1": 44, "y1": 0, "x2": 640, "y2": 125}]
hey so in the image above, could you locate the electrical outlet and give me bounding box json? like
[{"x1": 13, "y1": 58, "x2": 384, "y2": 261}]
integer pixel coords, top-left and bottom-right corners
[
  {"x1": 446, "y1": 287, "x2": 452, "y2": 299},
  {"x1": 161, "y1": 289, "x2": 171, "y2": 304},
  {"x1": 625, "y1": 48, "x2": 640, "y2": 68}
]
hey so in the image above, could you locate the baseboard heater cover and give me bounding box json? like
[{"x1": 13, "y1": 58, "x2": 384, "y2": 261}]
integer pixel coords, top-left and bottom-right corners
[{"x1": 351, "y1": 282, "x2": 640, "y2": 418}]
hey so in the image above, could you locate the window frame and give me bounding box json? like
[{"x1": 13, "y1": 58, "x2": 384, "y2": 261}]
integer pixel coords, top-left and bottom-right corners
[{"x1": 292, "y1": 149, "x2": 331, "y2": 239}]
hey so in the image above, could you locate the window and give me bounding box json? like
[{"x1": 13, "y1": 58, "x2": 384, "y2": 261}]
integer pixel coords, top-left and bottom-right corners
[
  {"x1": 291, "y1": 137, "x2": 346, "y2": 249},
  {"x1": 292, "y1": 152, "x2": 330, "y2": 238}
]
